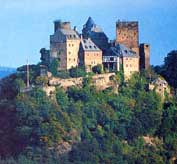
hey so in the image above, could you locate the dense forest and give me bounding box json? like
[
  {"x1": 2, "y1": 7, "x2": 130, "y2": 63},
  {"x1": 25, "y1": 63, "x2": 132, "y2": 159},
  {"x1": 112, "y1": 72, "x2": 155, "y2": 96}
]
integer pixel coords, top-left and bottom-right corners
[{"x1": 0, "y1": 51, "x2": 176, "y2": 164}]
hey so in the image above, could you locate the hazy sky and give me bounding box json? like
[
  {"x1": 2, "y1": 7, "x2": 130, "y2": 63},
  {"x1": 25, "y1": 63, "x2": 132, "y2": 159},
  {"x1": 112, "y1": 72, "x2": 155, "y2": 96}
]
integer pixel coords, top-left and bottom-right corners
[{"x1": 0, "y1": 0, "x2": 177, "y2": 67}]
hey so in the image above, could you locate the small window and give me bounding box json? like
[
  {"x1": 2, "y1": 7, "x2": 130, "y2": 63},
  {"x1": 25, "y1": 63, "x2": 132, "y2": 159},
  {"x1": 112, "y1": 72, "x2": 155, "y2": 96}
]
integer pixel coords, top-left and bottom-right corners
[
  {"x1": 89, "y1": 45, "x2": 92, "y2": 49},
  {"x1": 126, "y1": 64, "x2": 128, "y2": 67},
  {"x1": 110, "y1": 57, "x2": 114, "y2": 61},
  {"x1": 85, "y1": 46, "x2": 88, "y2": 49}
]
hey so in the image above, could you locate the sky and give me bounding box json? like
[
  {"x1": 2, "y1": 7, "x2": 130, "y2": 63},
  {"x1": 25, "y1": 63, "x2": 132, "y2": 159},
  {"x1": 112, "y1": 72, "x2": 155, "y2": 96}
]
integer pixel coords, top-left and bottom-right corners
[{"x1": 0, "y1": 0, "x2": 177, "y2": 68}]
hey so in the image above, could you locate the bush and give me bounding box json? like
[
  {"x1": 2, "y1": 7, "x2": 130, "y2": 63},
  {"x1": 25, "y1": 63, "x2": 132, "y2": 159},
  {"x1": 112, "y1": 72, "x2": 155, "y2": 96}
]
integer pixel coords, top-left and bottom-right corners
[
  {"x1": 49, "y1": 59, "x2": 59, "y2": 76},
  {"x1": 69, "y1": 67, "x2": 86, "y2": 78},
  {"x1": 57, "y1": 70, "x2": 70, "y2": 79},
  {"x1": 92, "y1": 64, "x2": 103, "y2": 74}
]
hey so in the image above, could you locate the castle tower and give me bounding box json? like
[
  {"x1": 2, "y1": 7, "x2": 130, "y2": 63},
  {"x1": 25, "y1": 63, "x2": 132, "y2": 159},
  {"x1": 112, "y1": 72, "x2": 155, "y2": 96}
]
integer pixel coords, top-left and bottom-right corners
[
  {"x1": 82, "y1": 17, "x2": 109, "y2": 52},
  {"x1": 139, "y1": 43, "x2": 150, "y2": 70},
  {"x1": 116, "y1": 21, "x2": 139, "y2": 55},
  {"x1": 50, "y1": 20, "x2": 80, "y2": 70}
]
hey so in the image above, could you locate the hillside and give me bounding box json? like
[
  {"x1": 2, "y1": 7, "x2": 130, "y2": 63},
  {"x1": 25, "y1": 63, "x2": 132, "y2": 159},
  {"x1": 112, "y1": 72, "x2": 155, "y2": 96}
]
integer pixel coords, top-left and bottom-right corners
[{"x1": 0, "y1": 51, "x2": 176, "y2": 164}]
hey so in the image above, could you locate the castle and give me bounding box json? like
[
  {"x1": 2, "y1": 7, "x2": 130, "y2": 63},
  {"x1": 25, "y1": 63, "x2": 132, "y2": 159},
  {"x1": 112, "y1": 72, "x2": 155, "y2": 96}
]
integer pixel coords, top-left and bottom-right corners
[{"x1": 40, "y1": 17, "x2": 150, "y2": 80}]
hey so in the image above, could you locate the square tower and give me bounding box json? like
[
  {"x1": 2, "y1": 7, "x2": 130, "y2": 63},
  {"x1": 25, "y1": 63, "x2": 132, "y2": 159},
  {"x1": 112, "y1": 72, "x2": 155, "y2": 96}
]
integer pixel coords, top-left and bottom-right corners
[
  {"x1": 116, "y1": 21, "x2": 139, "y2": 54},
  {"x1": 139, "y1": 43, "x2": 150, "y2": 70}
]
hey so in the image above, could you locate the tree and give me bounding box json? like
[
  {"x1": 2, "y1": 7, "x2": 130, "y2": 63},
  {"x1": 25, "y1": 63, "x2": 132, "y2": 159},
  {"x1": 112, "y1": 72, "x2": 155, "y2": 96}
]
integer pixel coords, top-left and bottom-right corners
[
  {"x1": 164, "y1": 51, "x2": 177, "y2": 89},
  {"x1": 92, "y1": 64, "x2": 103, "y2": 74},
  {"x1": 49, "y1": 59, "x2": 59, "y2": 76},
  {"x1": 56, "y1": 87, "x2": 69, "y2": 110},
  {"x1": 14, "y1": 79, "x2": 26, "y2": 92},
  {"x1": 154, "y1": 50, "x2": 177, "y2": 91},
  {"x1": 69, "y1": 66, "x2": 86, "y2": 78},
  {"x1": 35, "y1": 76, "x2": 48, "y2": 86}
]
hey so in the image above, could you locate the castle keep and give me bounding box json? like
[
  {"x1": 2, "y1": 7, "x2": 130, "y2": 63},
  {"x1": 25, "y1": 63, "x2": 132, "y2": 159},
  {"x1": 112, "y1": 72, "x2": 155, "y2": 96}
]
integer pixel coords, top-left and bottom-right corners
[
  {"x1": 116, "y1": 21, "x2": 139, "y2": 54},
  {"x1": 41, "y1": 17, "x2": 150, "y2": 79}
]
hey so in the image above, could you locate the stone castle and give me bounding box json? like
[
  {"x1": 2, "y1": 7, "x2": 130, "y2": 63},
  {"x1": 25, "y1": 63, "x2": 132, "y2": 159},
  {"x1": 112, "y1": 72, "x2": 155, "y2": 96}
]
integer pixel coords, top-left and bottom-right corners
[{"x1": 40, "y1": 17, "x2": 150, "y2": 80}]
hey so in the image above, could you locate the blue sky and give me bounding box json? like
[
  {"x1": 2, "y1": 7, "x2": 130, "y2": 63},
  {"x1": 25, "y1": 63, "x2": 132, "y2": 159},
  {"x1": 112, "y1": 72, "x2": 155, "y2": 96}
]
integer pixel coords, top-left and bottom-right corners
[{"x1": 0, "y1": 0, "x2": 177, "y2": 67}]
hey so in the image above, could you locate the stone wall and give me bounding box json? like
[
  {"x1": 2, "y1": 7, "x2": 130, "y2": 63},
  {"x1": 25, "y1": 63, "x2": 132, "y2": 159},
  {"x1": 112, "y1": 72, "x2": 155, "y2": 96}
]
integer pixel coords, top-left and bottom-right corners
[
  {"x1": 139, "y1": 43, "x2": 150, "y2": 70},
  {"x1": 48, "y1": 73, "x2": 116, "y2": 91},
  {"x1": 116, "y1": 21, "x2": 139, "y2": 51}
]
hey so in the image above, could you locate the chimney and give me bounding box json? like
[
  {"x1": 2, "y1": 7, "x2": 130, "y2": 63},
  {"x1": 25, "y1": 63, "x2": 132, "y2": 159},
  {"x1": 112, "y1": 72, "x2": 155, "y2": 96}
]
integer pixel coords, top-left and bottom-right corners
[
  {"x1": 54, "y1": 20, "x2": 71, "y2": 32},
  {"x1": 74, "y1": 26, "x2": 77, "y2": 31}
]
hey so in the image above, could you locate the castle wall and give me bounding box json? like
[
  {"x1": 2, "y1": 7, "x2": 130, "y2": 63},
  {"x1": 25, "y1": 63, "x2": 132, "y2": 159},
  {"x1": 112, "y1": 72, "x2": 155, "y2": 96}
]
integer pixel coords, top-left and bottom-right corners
[
  {"x1": 122, "y1": 56, "x2": 139, "y2": 80},
  {"x1": 50, "y1": 42, "x2": 67, "y2": 70},
  {"x1": 66, "y1": 39, "x2": 80, "y2": 69},
  {"x1": 83, "y1": 51, "x2": 102, "y2": 71}
]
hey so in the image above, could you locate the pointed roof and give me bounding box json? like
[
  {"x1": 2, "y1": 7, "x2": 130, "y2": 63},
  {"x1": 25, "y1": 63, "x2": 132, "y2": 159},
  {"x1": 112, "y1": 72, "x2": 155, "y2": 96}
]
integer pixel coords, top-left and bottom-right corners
[
  {"x1": 85, "y1": 17, "x2": 95, "y2": 28},
  {"x1": 83, "y1": 17, "x2": 102, "y2": 32}
]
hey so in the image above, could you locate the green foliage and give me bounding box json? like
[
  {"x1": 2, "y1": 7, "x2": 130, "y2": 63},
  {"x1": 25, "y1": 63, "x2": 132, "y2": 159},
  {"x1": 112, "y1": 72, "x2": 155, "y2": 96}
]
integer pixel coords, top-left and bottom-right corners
[
  {"x1": 35, "y1": 76, "x2": 48, "y2": 86},
  {"x1": 69, "y1": 66, "x2": 86, "y2": 78},
  {"x1": 14, "y1": 79, "x2": 26, "y2": 92},
  {"x1": 56, "y1": 87, "x2": 69, "y2": 110},
  {"x1": 115, "y1": 70, "x2": 124, "y2": 86},
  {"x1": 158, "y1": 104, "x2": 177, "y2": 159},
  {"x1": 57, "y1": 70, "x2": 70, "y2": 79},
  {"x1": 0, "y1": 57, "x2": 177, "y2": 163},
  {"x1": 154, "y1": 50, "x2": 177, "y2": 91},
  {"x1": 49, "y1": 59, "x2": 59, "y2": 76},
  {"x1": 17, "y1": 64, "x2": 41, "y2": 84},
  {"x1": 92, "y1": 64, "x2": 103, "y2": 74}
]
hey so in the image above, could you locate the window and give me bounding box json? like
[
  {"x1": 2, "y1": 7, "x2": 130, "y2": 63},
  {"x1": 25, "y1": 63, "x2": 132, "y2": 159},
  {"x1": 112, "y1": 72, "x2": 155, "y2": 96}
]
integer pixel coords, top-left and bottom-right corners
[
  {"x1": 85, "y1": 46, "x2": 88, "y2": 49},
  {"x1": 110, "y1": 57, "x2": 114, "y2": 61},
  {"x1": 72, "y1": 44, "x2": 74, "y2": 47},
  {"x1": 68, "y1": 52, "x2": 71, "y2": 55},
  {"x1": 126, "y1": 64, "x2": 128, "y2": 67}
]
